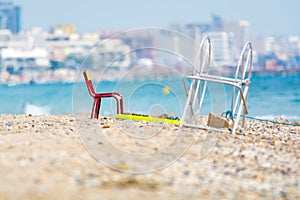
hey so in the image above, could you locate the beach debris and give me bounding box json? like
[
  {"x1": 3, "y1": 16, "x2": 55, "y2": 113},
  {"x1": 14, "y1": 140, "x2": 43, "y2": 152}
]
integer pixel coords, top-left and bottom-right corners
[
  {"x1": 115, "y1": 113, "x2": 180, "y2": 125},
  {"x1": 207, "y1": 113, "x2": 233, "y2": 130},
  {"x1": 102, "y1": 124, "x2": 110, "y2": 128},
  {"x1": 113, "y1": 162, "x2": 130, "y2": 171},
  {"x1": 102, "y1": 177, "x2": 160, "y2": 190}
]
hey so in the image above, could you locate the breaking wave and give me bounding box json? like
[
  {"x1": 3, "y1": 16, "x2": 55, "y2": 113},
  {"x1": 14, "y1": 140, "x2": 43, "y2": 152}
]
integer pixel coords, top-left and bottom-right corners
[{"x1": 24, "y1": 103, "x2": 51, "y2": 115}]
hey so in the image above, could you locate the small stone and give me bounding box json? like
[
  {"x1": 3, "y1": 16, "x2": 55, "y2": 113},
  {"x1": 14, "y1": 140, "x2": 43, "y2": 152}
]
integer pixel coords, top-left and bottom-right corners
[
  {"x1": 114, "y1": 162, "x2": 130, "y2": 171},
  {"x1": 19, "y1": 160, "x2": 27, "y2": 168},
  {"x1": 5, "y1": 122, "x2": 12, "y2": 127},
  {"x1": 183, "y1": 170, "x2": 190, "y2": 176},
  {"x1": 274, "y1": 140, "x2": 280, "y2": 147},
  {"x1": 135, "y1": 141, "x2": 143, "y2": 146}
]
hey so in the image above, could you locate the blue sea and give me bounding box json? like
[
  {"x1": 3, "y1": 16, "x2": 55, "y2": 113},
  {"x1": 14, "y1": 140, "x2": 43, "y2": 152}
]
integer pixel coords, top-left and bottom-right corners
[{"x1": 0, "y1": 73, "x2": 299, "y2": 121}]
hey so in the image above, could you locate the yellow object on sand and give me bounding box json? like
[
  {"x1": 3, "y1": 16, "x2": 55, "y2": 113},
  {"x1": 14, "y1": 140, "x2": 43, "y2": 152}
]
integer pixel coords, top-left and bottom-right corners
[{"x1": 116, "y1": 114, "x2": 180, "y2": 125}]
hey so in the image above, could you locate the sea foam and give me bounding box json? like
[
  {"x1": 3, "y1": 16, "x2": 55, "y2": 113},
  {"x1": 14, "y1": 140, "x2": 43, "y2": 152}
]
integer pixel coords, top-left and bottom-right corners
[
  {"x1": 254, "y1": 115, "x2": 300, "y2": 121},
  {"x1": 24, "y1": 103, "x2": 51, "y2": 115}
]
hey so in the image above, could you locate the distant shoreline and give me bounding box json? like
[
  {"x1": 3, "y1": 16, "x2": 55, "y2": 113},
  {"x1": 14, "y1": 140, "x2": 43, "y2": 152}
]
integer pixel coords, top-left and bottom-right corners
[{"x1": 0, "y1": 70, "x2": 299, "y2": 86}]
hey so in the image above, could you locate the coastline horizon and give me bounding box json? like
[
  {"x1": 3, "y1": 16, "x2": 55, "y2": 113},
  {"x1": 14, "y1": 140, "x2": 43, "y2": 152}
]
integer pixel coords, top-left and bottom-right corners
[{"x1": 0, "y1": 73, "x2": 299, "y2": 122}]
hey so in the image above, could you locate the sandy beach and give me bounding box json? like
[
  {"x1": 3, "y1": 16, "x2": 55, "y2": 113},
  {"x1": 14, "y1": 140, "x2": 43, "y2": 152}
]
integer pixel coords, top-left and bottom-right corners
[{"x1": 0, "y1": 114, "x2": 299, "y2": 199}]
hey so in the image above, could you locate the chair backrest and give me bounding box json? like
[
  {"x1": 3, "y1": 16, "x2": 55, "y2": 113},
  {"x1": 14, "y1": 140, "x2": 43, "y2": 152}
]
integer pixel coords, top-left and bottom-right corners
[
  {"x1": 194, "y1": 35, "x2": 211, "y2": 75},
  {"x1": 234, "y1": 42, "x2": 253, "y2": 81},
  {"x1": 83, "y1": 70, "x2": 96, "y2": 97},
  {"x1": 232, "y1": 42, "x2": 253, "y2": 117}
]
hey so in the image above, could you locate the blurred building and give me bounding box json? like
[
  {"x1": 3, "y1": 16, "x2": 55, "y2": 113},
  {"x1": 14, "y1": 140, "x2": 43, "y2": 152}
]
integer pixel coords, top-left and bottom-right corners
[
  {"x1": 0, "y1": 0, "x2": 21, "y2": 34},
  {"x1": 169, "y1": 15, "x2": 251, "y2": 66},
  {"x1": 207, "y1": 31, "x2": 234, "y2": 66}
]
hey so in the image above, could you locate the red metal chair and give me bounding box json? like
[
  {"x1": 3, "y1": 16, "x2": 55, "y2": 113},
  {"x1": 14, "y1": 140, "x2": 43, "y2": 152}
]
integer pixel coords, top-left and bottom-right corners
[{"x1": 83, "y1": 70, "x2": 124, "y2": 119}]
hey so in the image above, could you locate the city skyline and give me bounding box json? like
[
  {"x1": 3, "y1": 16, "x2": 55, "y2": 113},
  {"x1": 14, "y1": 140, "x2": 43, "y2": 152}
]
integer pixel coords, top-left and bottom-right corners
[
  {"x1": 0, "y1": 0, "x2": 20, "y2": 33},
  {"x1": 12, "y1": 0, "x2": 300, "y2": 36}
]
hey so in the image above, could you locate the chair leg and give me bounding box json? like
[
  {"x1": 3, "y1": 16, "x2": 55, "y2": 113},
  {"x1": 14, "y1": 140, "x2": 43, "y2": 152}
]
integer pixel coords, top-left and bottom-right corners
[
  {"x1": 180, "y1": 79, "x2": 196, "y2": 127},
  {"x1": 113, "y1": 93, "x2": 124, "y2": 114},
  {"x1": 95, "y1": 98, "x2": 101, "y2": 119},
  {"x1": 112, "y1": 96, "x2": 121, "y2": 114},
  {"x1": 91, "y1": 99, "x2": 96, "y2": 119},
  {"x1": 115, "y1": 97, "x2": 120, "y2": 114},
  {"x1": 119, "y1": 98, "x2": 124, "y2": 114},
  {"x1": 91, "y1": 98, "x2": 101, "y2": 119},
  {"x1": 111, "y1": 94, "x2": 124, "y2": 114}
]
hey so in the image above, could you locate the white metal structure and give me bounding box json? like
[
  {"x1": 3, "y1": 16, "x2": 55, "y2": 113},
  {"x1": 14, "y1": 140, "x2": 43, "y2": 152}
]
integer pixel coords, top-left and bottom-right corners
[{"x1": 180, "y1": 36, "x2": 253, "y2": 134}]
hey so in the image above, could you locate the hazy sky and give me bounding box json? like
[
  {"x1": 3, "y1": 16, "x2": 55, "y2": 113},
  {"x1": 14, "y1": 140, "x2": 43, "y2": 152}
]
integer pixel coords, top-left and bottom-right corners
[{"x1": 13, "y1": 0, "x2": 300, "y2": 36}]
